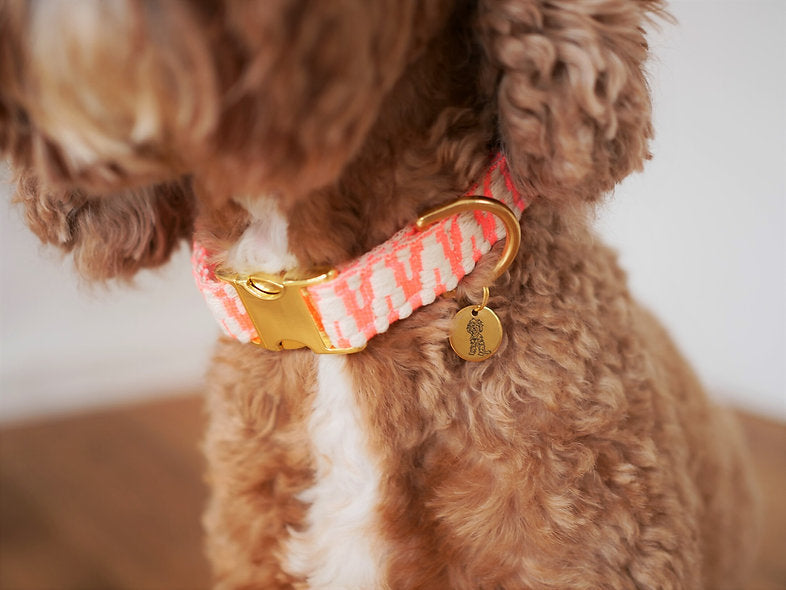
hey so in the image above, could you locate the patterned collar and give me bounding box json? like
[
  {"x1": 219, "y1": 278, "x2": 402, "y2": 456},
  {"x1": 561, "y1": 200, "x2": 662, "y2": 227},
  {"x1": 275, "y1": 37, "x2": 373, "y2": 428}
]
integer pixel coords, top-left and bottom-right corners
[{"x1": 192, "y1": 154, "x2": 525, "y2": 354}]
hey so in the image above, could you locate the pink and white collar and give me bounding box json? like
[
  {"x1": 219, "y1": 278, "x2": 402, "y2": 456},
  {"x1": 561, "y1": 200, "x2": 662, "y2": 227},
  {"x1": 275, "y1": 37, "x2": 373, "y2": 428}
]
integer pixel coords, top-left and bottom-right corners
[{"x1": 192, "y1": 154, "x2": 525, "y2": 353}]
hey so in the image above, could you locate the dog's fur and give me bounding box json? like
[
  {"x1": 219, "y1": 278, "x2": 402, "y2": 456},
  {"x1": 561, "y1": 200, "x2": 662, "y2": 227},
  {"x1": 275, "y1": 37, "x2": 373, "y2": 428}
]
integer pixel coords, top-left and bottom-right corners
[{"x1": 1, "y1": 0, "x2": 760, "y2": 588}]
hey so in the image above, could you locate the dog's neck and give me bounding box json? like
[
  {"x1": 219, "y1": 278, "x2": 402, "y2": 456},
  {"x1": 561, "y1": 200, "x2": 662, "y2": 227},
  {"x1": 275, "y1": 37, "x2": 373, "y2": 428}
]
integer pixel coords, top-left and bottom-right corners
[
  {"x1": 192, "y1": 3, "x2": 503, "y2": 275},
  {"x1": 279, "y1": 11, "x2": 496, "y2": 270}
]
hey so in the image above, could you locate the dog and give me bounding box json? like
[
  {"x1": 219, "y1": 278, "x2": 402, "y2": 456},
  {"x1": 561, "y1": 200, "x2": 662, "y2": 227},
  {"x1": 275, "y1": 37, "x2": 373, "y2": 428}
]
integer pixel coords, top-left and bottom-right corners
[{"x1": 0, "y1": 0, "x2": 760, "y2": 588}]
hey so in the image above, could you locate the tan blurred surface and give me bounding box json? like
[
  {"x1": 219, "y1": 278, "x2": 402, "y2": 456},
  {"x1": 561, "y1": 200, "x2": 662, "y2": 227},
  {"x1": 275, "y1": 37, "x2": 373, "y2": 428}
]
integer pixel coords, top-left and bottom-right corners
[
  {"x1": 0, "y1": 395, "x2": 209, "y2": 590},
  {"x1": 0, "y1": 396, "x2": 783, "y2": 590}
]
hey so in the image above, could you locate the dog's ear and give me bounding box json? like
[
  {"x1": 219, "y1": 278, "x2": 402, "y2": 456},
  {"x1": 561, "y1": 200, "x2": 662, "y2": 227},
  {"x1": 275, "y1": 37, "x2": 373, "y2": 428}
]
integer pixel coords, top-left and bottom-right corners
[
  {"x1": 14, "y1": 172, "x2": 195, "y2": 281},
  {"x1": 1, "y1": 0, "x2": 197, "y2": 281},
  {"x1": 478, "y1": 0, "x2": 665, "y2": 204},
  {"x1": 0, "y1": 0, "x2": 215, "y2": 190}
]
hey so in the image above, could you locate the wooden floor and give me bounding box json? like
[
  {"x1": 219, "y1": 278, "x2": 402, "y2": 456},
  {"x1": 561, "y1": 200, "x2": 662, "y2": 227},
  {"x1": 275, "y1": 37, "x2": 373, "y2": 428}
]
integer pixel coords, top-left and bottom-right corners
[{"x1": 0, "y1": 395, "x2": 784, "y2": 590}]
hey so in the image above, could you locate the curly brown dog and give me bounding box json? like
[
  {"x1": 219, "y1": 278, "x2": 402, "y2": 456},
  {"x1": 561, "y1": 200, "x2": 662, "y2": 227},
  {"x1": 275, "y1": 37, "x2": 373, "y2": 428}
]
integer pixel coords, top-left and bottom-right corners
[{"x1": 0, "y1": 1, "x2": 759, "y2": 588}]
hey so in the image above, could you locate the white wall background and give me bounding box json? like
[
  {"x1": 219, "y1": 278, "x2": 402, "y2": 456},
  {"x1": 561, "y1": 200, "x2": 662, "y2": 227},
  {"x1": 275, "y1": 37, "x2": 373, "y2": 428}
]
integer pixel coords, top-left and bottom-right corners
[
  {"x1": 598, "y1": 0, "x2": 785, "y2": 418},
  {"x1": 1, "y1": 0, "x2": 784, "y2": 423}
]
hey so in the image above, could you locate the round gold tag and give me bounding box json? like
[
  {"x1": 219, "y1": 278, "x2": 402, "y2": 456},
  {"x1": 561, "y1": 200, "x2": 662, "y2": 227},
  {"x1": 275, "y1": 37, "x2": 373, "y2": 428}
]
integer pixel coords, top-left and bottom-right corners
[{"x1": 449, "y1": 305, "x2": 503, "y2": 361}]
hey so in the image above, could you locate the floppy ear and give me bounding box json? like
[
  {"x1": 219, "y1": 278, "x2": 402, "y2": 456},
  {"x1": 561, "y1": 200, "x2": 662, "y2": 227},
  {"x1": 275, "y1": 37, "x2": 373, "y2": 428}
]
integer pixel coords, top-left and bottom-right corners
[
  {"x1": 14, "y1": 172, "x2": 195, "y2": 281},
  {"x1": 478, "y1": 0, "x2": 664, "y2": 204},
  {"x1": 1, "y1": 0, "x2": 197, "y2": 281},
  {"x1": 1, "y1": 77, "x2": 196, "y2": 282}
]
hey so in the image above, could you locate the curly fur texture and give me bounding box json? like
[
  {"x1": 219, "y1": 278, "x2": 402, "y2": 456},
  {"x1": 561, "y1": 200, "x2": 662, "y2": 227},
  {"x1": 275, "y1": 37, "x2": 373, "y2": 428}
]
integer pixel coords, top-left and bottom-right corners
[
  {"x1": 1, "y1": 0, "x2": 759, "y2": 588},
  {"x1": 15, "y1": 172, "x2": 194, "y2": 280}
]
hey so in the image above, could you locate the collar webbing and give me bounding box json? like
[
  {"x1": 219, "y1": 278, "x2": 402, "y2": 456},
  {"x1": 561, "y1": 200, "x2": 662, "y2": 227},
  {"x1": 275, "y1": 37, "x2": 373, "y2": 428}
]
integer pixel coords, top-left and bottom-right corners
[{"x1": 192, "y1": 154, "x2": 525, "y2": 352}]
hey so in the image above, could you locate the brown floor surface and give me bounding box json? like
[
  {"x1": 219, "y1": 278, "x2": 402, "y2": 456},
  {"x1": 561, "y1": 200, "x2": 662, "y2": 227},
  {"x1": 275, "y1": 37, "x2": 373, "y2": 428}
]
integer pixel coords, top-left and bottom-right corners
[
  {"x1": 0, "y1": 396, "x2": 783, "y2": 590},
  {"x1": 0, "y1": 395, "x2": 209, "y2": 590}
]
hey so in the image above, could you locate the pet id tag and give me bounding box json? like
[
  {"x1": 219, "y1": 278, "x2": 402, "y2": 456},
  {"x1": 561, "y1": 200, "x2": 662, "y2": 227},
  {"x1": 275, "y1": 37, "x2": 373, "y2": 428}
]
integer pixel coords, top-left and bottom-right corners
[{"x1": 449, "y1": 289, "x2": 503, "y2": 361}]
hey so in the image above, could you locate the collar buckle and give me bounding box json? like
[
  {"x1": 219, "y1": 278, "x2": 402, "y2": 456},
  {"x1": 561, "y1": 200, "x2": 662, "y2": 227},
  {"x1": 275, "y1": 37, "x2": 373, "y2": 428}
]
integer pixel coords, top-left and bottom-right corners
[{"x1": 215, "y1": 266, "x2": 364, "y2": 354}]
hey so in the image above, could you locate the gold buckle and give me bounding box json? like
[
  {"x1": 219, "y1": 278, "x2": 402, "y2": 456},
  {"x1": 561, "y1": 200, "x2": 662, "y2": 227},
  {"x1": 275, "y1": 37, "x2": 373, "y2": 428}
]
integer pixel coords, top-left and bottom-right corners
[{"x1": 215, "y1": 266, "x2": 364, "y2": 354}]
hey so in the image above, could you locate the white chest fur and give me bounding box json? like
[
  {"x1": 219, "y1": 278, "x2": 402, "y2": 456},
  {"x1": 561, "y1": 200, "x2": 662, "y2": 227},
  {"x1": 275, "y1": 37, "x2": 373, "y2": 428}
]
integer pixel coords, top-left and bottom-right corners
[
  {"x1": 227, "y1": 195, "x2": 298, "y2": 274},
  {"x1": 284, "y1": 355, "x2": 386, "y2": 588},
  {"x1": 230, "y1": 197, "x2": 386, "y2": 587}
]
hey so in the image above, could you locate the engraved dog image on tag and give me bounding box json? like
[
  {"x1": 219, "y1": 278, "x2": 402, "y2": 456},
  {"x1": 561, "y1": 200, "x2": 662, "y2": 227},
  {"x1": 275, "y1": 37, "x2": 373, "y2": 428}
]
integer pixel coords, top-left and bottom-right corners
[{"x1": 449, "y1": 305, "x2": 503, "y2": 361}]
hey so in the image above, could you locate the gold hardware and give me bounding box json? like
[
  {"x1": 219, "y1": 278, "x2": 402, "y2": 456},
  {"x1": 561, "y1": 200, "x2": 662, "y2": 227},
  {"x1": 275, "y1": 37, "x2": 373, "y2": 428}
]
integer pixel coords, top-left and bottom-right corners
[
  {"x1": 449, "y1": 302, "x2": 504, "y2": 361},
  {"x1": 216, "y1": 266, "x2": 365, "y2": 354},
  {"x1": 417, "y1": 196, "x2": 521, "y2": 362},
  {"x1": 474, "y1": 286, "x2": 490, "y2": 312},
  {"x1": 415, "y1": 196, "x2": 521, "y2": 282}
]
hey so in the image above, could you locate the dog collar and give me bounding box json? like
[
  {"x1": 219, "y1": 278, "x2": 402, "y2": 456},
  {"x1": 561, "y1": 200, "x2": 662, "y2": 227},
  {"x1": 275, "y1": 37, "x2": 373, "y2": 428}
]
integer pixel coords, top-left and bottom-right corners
[{"x1": 192, "y1": 154, "x2": 525, "y2": 353}]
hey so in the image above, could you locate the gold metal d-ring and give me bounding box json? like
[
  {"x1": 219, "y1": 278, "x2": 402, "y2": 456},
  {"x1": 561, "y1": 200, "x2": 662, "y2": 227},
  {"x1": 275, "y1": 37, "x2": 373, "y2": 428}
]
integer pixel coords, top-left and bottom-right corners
[
  {"x1": 473, "y1": 286, "x2": 490, "y2": 312},
  {"x1": 415, "y1": 196, "x2": 522, "y2": 282}
]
